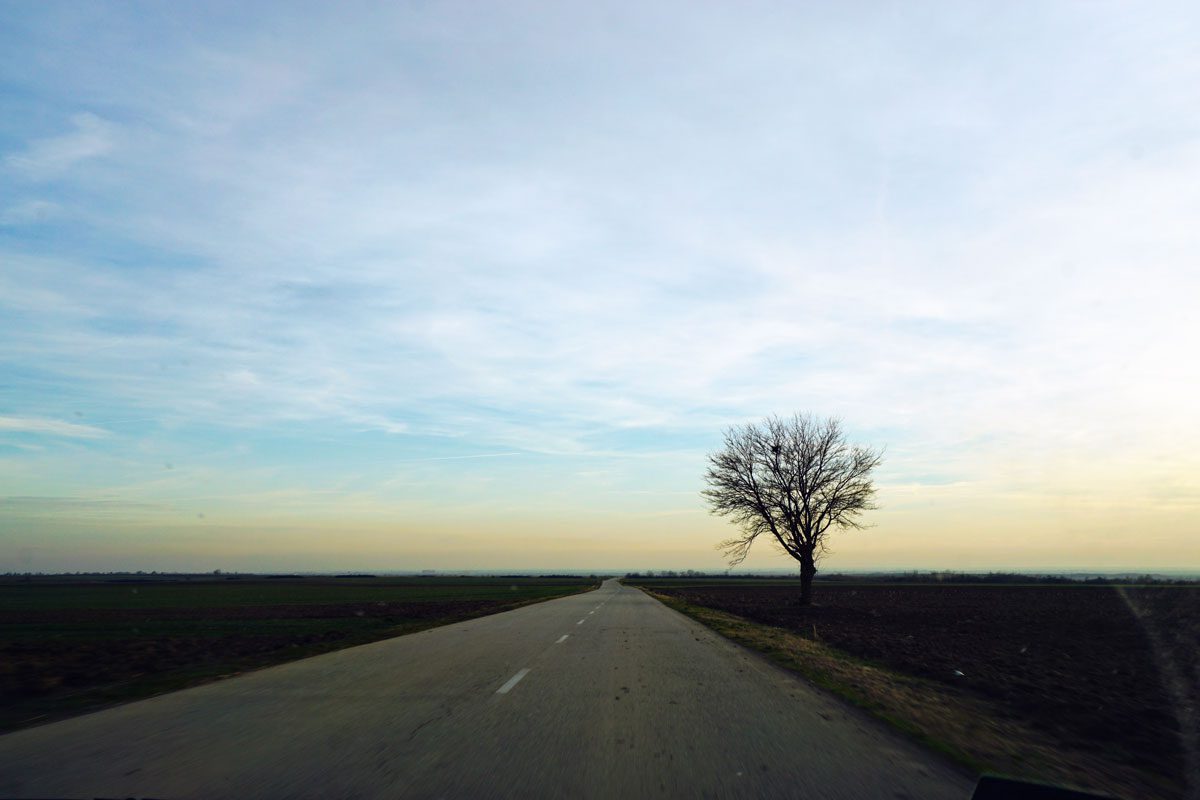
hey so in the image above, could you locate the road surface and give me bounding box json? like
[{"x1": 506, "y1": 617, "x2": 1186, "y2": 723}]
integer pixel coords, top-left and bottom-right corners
[{"x1": 0, "y1": 579, "x2": 973, "y2": 798}]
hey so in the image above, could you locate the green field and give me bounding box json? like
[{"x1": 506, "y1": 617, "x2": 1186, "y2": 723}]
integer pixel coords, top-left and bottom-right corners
[{"x1": 0, "y1": 574, "x2": 597, "y2": 733}]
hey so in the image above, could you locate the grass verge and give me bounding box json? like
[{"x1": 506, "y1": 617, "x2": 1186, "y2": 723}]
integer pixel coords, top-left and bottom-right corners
[{"x1": 642, "y1": 588, "x2": 1180, "y2": 800}]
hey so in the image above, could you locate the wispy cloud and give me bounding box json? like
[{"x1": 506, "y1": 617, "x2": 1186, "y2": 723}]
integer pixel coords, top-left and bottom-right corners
[
  {"x1": 399, "y1": 452, "x2": 525, "y2": 462},
  {"x1": 0, "y1": 416, "x2": 109, "y2": 439},
  {"x1": 0, "y1": 199, "x2": 60, "y2": 226},
  {"x1": 4, "y1": 112, "x2": 118, "y2": 178},
  {"x1": 0, "y1": 495, "x2": 156, "y2": 513}
]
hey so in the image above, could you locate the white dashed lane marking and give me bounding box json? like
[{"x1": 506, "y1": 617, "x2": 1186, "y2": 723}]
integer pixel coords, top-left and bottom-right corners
[{"x1": 496, "y1": 668, "x2": 530, "y2": 695}]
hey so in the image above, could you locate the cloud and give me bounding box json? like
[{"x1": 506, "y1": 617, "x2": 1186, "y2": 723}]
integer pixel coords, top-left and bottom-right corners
[
  {"x1": 0, "y1": 416, "x2": 110, "y2": 439},
  {"x1": 5, "y1": 112, "x2": 118, "y2": 178},
  {"x1": 399, "y1": 452, "x2": 524, "y2": 462},
  {"x1": 0, "y1": 199, "x2": 60, "y2": 225},
  {"x1": 0, "y1": 495, "x2": 156, "y2": 513}
]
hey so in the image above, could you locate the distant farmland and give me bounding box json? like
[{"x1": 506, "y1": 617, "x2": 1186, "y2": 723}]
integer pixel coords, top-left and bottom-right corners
[
  {"x1": 630, "y1": 577, "x2": 1199, "y2": 800},
  {"x1": 0, "y1": 574, "x2": 597, "y2": 733}
]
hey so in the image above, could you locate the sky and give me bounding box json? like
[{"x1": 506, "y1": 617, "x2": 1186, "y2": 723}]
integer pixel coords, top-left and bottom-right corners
[{"x1": 1, "y1": 1, "x2": 1198, "y2": 573}]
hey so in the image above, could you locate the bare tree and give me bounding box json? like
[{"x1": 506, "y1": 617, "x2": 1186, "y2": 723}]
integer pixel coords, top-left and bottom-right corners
[{"x1": 702, "y1": 414, "x2": 882, "y2": 605}]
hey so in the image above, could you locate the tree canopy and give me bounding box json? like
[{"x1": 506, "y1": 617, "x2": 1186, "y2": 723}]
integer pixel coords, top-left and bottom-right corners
[{"x1": 702, "y1": 414, "x2": 882, "y2": 603}]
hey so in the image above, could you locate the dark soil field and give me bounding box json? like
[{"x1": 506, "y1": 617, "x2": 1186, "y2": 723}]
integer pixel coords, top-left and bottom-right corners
[
  {"x1": 640, "y1": 581, "x2": 1198, "y2": 797},
  {"x1": 0, "y1": 575, "x2": 596, "y2": 733}
]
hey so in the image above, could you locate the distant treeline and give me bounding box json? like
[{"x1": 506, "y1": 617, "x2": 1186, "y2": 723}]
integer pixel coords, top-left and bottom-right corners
[{"x1": 623, "y1": 570, "x2": 1199, "y2": 585}]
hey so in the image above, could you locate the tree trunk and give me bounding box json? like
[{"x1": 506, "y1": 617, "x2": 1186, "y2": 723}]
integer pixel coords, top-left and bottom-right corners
[{"x1": 798, "y1": 556, "x2": 817, "y2": 606}]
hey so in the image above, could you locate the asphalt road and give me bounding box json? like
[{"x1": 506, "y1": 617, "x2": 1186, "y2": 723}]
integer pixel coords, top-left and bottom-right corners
[{"x1": 0, "y1": 579, "x2": 974, "y2": 798}]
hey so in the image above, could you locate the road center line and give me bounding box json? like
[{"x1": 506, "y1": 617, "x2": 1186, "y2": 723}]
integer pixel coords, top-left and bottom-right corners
[
  {"x1": 496, "y1": 668, "x2": 530, "y2": 695},
  {"x1": 577, "y1": 618, "x2": 586, "y2": 625},
  {"x1": 555, "y1": 634, "x2": 569, "y2": 644}
]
